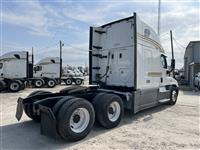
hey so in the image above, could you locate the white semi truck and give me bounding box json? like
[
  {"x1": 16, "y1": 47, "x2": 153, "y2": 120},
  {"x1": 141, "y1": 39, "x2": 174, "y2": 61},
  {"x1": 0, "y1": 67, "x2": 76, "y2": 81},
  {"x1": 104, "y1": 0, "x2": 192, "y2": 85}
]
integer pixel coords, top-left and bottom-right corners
[
  {"x1": 16, "y1": 13, "x2": 179, "y2": 142},
  {"x1": 31, "y1": 57, "x2": 60, "y2": 88},
  {"x1": 0, "y1": 51, "x2": 60, "y2": 91},
  {"x1": 0, "y1": 51, "x2": 83, "y2": 92},
  {"x1": 0, "y1": 51, "x2": 29, "y2": 92}
]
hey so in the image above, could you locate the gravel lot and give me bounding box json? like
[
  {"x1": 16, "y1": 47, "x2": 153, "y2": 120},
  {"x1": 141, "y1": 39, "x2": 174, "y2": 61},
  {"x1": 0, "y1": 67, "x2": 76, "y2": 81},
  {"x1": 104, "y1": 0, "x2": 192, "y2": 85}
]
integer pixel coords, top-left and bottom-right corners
[{"x1": 0, "y1": 85, "x2": 200, "y2": 150}]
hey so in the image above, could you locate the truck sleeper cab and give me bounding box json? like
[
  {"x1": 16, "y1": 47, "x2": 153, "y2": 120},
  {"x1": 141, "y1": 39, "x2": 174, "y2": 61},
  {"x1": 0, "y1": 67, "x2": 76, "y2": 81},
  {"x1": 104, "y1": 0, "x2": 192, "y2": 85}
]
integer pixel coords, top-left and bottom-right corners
[
  {"x1": 0, "y1": 51, "x2": 29, "y2": 92},
  {"x1": 16, "y1": 13, "x2": 179, "y2": 142},
  {"x1": 30, "y1": 57, "x2": 61, "y2": 88}
]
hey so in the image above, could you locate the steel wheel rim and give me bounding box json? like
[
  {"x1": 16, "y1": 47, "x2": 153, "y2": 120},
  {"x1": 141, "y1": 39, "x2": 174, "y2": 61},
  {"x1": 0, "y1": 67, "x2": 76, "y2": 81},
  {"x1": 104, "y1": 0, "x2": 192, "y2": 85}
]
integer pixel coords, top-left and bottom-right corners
[
  {"x1": 76, "y1": 80, "x2": 81, "y2": 84},
  {"x1": 36, "y1": 80, "x2": 42, "y2": 87},
  {"x1": 70, "y1": 108, "x2": 90, "y2": 133},
  {"x1": 172, "y1": 91, "x2": 177, "y2": 102},
  {"x1": 10, "y1": 83, "x2": 19, "y2": 91},
  {"x1": 66, "y1": 79, "x2": 72, "y2": 84},
  {"x1": 107, "y1": 101, "x2": 121, "y2": 122}
]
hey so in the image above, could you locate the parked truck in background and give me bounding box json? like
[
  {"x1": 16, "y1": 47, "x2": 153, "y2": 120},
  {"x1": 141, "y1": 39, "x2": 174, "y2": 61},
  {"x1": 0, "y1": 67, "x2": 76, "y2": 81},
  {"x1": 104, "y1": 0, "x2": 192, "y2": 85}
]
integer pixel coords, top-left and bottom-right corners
[
  {"x1": 30, "y1": 57, "x2": 60, "y2": 88},
  {"x1": 0, "y1": 51, "x2": 84, "y2": 92},
  {"x1": 0, "y1": 51, "x2": 29, "y2": 92},
  {"x1": 16, "y1": 13, "x2": 179, "y2": 142}
]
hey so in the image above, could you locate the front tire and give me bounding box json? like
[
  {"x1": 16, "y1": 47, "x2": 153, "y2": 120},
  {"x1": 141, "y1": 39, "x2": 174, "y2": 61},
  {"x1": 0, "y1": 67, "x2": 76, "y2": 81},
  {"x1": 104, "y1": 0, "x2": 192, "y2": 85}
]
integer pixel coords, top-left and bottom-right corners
[
  {"x1": 93, "y1": 93, "x2": 124, "y2": 129},
  {"x1": 57, "y1": 98, "x2": 95, "y2": 141},
  {"x1": 168, "y1": 87, "x2": 178, "y2": 105}
]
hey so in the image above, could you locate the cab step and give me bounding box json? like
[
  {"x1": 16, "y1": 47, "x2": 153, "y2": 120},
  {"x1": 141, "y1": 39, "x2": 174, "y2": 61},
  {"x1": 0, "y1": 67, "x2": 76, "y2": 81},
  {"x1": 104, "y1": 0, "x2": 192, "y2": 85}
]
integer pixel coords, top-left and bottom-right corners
[{"x1": 158, "y1": 99, "x2": 170, "y2": 103}]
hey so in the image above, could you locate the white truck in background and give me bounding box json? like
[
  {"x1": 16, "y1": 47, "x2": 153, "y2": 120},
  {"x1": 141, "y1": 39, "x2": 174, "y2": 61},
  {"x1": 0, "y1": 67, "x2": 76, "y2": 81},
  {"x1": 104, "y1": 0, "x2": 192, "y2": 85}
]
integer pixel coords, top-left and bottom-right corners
[
  {"x1": 0, "y1": 51, "x2": 28, "y2": 92},
  {"x1": 16, "y1": 13, "x2": 179, "y2": 142},
  {"x1": 0, "y1": 51, "x2": 59, "y2": 91},
  {"x1": 31, "y1": 57, "x2": 60, "y2": 88},
  {"x1": 0, "y1": 51, "x2": 84, "y2": 92}
]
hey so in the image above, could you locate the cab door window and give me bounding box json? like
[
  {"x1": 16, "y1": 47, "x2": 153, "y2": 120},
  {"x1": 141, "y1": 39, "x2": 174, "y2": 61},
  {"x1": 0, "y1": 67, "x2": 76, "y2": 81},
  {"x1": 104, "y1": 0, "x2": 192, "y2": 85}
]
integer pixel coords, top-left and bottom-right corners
[
  {"x1": 0, "y1": 63, "x2": 3, "y2": 69},
  {"x1": 160, "y1": 55, "x2": 167, "y2": 69}
]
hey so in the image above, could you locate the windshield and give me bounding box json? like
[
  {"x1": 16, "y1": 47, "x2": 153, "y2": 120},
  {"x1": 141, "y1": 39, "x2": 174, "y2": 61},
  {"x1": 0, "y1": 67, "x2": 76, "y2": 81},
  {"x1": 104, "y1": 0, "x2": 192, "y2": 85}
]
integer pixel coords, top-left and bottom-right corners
[{"x1": 160, "y1": 55, "x2": 167, "y2": 69}]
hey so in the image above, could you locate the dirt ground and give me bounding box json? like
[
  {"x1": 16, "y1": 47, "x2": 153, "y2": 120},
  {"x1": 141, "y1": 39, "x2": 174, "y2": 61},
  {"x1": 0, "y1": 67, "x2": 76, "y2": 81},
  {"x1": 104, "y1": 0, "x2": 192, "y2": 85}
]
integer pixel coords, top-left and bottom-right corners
[{"x1": 0, "y1": 85, "x2": 200, "y2": 150}]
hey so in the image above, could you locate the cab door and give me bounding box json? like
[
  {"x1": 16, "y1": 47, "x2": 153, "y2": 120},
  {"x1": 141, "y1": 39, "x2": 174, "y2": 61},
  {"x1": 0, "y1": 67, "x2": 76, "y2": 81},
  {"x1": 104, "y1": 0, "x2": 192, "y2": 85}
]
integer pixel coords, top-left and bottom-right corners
[
  {"x1": 160, "y1": 54, "x2": 168, "y2": 86},
  {"x1": 158, "y1": 54, "x2": 170, "y2": 100}
]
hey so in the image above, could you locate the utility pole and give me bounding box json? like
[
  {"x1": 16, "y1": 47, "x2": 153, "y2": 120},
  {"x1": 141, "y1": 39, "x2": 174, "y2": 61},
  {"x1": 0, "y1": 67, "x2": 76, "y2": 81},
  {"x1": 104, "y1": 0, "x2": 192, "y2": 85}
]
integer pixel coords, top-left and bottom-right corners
[
  {"x1": 32, "y1": 47, "x2": 34, "y2": 64},
  {"x1": 59, "y1": 40, "x2": 64, "y2": 84},
  {"x1": 158, "y1": 0, "x2": 161, "y2": 35},
  {"x1": 170, "y1": 30, "x2": 175, "y2": 77}
]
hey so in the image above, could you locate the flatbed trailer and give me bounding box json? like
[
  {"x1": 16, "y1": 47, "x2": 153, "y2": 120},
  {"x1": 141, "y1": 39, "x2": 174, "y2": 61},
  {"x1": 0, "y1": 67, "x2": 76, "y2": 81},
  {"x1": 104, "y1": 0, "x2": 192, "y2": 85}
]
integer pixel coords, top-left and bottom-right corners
[{"x1": 16, "y1": 13, "x2": 179, "y2": 142}]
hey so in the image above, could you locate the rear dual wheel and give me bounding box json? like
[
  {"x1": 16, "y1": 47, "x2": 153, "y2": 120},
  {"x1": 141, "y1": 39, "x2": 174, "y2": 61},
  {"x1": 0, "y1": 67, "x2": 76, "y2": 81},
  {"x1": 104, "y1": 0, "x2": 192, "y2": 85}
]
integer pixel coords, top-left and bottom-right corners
[
  {"x1": 34, "y1": 79, "x2": 44, "y2": 88},
  {"x1": 0, "y1": 80, "x2": 6, "y2": 92},
  {"x1": 75, "y1": 79, "x2": 83, "y2": 85},
  {"x1": 47, "y1": 79, "x2": 56, "y2": 88},
  {"x1": 93, "y1": 93, "x2": 124, "y2": 129},
  {"x1": 64, "y1": 78, "x2": 72, "y2": 85},
  {"x1": 9, "y1": 80, "x2": 21, "y2": 92},
  {"x1": 55, "y1": 98, "x2": 95, "y2": 142},
  {"x1": 64, "y1": 78, "x2": 83, "y2": 85}
]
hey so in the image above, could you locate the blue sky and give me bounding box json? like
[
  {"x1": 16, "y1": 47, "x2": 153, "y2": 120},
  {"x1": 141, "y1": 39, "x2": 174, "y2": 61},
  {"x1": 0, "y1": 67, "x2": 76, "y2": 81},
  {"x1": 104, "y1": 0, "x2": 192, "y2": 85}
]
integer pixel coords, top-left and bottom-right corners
[{"x1": 1, "y1": 0, "x2": 199, "y2": 68}]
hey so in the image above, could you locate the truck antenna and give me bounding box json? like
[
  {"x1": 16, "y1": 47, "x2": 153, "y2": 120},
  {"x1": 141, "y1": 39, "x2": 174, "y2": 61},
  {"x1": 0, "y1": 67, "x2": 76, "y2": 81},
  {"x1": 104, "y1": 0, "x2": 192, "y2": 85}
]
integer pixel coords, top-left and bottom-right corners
[
  {"x1": 170, "y1": 30, "x2": 175, "y2": 77},
  {"x1": 157, "y1": 0, "x2": 161, "y2": 35},
  {"x1": 59, "y1": 40, "x2": 64, "y2": 84},
  {"x1": 32, "y1": 47, "x2": 34, "y2": 64}
]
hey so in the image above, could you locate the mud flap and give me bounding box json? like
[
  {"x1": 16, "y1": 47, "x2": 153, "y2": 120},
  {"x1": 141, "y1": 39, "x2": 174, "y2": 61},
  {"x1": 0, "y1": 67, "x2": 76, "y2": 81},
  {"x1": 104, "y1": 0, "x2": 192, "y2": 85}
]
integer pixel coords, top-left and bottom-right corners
[
  {"x1": 39, "y1": 105, "x2": 58, "y2": 138},
  {"x1": 16, "y1": 97, "x2": 24, "y2": 121}
]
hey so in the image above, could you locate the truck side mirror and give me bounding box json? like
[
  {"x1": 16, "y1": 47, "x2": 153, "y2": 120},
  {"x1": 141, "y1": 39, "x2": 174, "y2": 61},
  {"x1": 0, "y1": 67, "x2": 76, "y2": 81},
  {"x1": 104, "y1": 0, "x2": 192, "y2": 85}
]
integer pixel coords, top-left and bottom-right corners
[{"x1": 171, "y1": 59, "x2": 175, "y2": 70}]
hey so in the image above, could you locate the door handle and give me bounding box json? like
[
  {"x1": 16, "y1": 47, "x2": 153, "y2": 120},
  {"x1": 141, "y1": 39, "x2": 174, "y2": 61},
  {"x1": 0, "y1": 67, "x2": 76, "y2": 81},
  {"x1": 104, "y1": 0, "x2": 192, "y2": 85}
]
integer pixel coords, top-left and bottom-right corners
[{"x1": 160, "y1": 77, "x2": 163, "y2": 83}]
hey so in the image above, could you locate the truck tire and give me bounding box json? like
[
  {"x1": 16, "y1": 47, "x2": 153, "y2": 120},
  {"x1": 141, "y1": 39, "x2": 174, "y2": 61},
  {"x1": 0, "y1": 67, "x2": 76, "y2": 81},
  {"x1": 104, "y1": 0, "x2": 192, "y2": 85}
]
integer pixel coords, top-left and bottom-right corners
[
  {"x1": 52, "y1": 96, "x2": 74, "y2": 117},
  {"x1": 47, "y1": 79, "x2": 56, "y2": 88},
  {"x1": 168, "y1": 87, "x2": 178, "y2": 105},
  {"x1": 93, "y1": 93, "x2": 124, "y2": 129},
  {"x1": 64, "y1": 78, "x2": 72, "y2": 85},
  {"x1": 9, "y1": 80, "x2": 21, "y2": 92},
  {"x1": 75, "y1": 78, "x2": 83, "y2": 85},
  {"x1": 16, "y1": 80, "x2": 25, "y2": 90},
  {"x1": 34, "y1": 79, "x2": 43, "y2": 88},
  {"x1": 0, "y1": 80, "x2": 6, "y2": 92},
  {"x1": 57, "y1": 98, "x2": 95, "y2": 141},
  {"x1": 24, "y1": 90, "x2": 52, "y2": 122}
]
